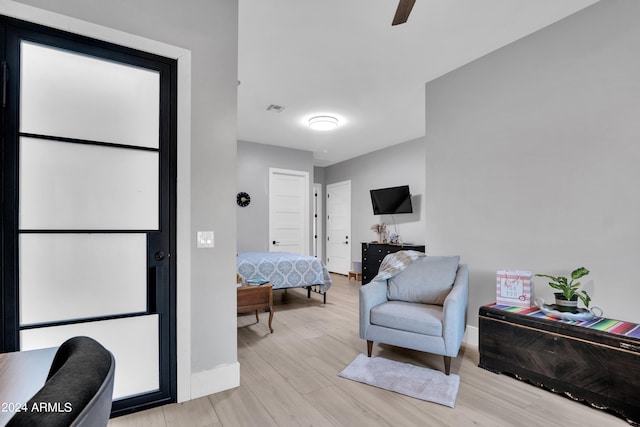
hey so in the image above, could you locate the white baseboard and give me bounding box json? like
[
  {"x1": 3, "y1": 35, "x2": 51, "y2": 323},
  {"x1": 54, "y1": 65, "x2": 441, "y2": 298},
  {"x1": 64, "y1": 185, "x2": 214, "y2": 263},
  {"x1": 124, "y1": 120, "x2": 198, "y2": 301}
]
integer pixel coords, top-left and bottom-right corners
[
  {"x1": 464, "y1": 325, "x2": 479, "y2": 348},
  {"x1": 190, "y1": 362, "x2": 240, "y2": 400}
]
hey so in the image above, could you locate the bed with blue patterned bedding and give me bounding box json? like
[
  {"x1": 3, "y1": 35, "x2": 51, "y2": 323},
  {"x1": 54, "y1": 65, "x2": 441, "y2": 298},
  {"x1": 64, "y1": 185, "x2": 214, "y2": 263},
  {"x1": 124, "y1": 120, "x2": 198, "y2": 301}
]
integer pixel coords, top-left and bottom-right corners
[{"x1": 237, "y1": 252, "x2": 332, "y2": 296}]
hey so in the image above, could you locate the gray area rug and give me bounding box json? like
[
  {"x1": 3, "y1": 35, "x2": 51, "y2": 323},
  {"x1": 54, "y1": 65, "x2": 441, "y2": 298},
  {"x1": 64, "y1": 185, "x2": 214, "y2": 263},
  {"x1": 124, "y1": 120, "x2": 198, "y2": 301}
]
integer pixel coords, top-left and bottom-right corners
[{"x1": 338, "y1": 354, "x2": 460, "y2": 408}]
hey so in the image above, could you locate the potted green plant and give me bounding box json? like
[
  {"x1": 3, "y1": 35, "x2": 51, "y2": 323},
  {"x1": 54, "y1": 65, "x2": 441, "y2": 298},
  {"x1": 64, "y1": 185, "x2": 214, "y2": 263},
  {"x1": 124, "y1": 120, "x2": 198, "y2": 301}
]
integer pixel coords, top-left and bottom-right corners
[{"x1": 535, "y1": 267, "x2": 591, "y2": 312}]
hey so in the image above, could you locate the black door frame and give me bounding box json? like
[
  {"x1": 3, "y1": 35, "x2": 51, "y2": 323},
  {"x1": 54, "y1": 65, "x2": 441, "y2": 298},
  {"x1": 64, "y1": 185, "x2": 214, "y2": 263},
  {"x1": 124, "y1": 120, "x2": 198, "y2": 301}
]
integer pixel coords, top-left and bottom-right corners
[{"x1": 0, "y1": 15, "x2": 177, "y2": 417}]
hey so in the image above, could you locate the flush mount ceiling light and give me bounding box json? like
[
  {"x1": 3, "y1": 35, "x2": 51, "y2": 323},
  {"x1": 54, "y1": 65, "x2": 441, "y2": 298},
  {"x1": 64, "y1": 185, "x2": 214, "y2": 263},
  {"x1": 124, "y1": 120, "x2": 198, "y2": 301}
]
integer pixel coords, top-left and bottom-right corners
[{"x1": 309, "y1": 115, "x2": 338, "y2": 131}]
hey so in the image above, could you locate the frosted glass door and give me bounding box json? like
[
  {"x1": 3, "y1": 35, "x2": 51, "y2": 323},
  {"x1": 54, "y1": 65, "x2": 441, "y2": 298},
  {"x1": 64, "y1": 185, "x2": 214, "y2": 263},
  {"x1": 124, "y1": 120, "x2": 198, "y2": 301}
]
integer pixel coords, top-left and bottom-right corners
[
  {"x1": 19, "y1": 233, "x2": 148, "y2": 324},
  {"x1": 20, "y1": 41, "x2": 160, "y2": 148},
  {"x1": 16, "y1": 39, "x2": 166, "y2": 401},
  {"x1": 21, "y1": 316, "x2": 160, "y2": 400},
  {"x1": 19, "y1": 138, "x2": 159, "y2": 230}
]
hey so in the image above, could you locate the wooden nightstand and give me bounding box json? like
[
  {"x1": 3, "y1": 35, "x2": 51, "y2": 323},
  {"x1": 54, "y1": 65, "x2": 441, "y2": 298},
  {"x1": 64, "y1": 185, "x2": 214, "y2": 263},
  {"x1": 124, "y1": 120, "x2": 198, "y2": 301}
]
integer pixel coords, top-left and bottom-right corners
[{"x1": 237, "y1": 283, "x2": 274, "y2": 333}]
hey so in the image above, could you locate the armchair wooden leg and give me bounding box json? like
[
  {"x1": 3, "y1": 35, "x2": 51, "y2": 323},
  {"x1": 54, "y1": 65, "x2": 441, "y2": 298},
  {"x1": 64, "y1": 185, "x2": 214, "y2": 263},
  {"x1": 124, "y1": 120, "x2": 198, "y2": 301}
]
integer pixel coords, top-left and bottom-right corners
[
  {"x1": 367, "y1": 340, "x2": 373, "y2": 357},
  {"x1": 444, "y1": 356, "x2": 451, "y2": 375}
]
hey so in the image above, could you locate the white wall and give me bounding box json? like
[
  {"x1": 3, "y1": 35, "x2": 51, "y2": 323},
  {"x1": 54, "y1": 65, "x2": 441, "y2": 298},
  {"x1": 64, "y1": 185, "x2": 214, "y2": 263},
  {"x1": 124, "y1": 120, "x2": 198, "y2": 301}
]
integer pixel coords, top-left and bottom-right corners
[
  {"x1": 9, "y1": 0, "x2": 239, "y2": 399},
  {"x1": 425, "y1": 0, "x2": 640, "y2": 327},
  {"x1": 324, "y1": 137, "x2": 426, "y2": 264}
]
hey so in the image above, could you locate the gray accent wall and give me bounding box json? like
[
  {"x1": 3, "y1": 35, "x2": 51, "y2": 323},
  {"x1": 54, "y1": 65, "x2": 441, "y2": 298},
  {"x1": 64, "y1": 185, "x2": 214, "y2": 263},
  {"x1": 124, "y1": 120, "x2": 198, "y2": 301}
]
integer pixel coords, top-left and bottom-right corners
[
  {"x1": 425, "y1": 0, "x2": 640, "y2": 326},
  {"x1": 324, "y1": 137, "x2": 426, "y2": 265},
  {"x1": 237, "y1": 140, "x2": 314, "y2": 253}
]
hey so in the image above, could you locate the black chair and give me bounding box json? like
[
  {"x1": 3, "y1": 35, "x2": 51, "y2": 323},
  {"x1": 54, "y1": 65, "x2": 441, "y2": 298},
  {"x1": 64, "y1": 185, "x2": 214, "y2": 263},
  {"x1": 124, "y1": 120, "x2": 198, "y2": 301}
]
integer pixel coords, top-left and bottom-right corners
[{"x1": 8, "y1": 336, "x2": 115, "y2": 427}]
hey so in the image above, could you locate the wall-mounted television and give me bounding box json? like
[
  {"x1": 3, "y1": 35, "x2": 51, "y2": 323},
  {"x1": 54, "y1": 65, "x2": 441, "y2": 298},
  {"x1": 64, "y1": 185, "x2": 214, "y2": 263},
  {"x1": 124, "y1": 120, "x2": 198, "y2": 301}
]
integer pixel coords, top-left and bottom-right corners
[{"x1": 370, "y1": 185, "x2": 413, "y2": 215}]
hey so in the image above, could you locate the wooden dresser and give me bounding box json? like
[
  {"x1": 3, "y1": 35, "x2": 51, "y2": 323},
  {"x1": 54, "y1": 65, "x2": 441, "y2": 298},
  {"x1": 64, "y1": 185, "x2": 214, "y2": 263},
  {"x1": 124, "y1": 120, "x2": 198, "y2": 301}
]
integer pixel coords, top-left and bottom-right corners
[
  {"x1": 361, "y1": 242, "x2": 425, "y2": 284},
  {"x1": 479, "y1": 304, "x2": 640, "y2": 425}
]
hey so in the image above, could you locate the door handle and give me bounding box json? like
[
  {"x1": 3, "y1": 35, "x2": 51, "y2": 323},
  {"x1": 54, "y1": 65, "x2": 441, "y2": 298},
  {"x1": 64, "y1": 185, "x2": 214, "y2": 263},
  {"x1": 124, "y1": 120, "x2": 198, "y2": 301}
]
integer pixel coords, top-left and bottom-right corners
[
  {"x1": 272, "y1": 241, "x2": 280, "y2": 245},
  {"x1": 154, "y1": 251, "x2": 166, "y2": 261},
  {"x1": 149, "y1": 265, "x2": 167, "y2": 313}
]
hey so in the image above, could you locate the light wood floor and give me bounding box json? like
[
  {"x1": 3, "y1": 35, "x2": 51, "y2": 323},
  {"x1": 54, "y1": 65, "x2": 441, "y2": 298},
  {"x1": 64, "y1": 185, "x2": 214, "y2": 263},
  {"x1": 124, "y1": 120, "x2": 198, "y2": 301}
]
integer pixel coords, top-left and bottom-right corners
[{"x1": 109, "y1": 274, "x2": 628, "y2": 427}]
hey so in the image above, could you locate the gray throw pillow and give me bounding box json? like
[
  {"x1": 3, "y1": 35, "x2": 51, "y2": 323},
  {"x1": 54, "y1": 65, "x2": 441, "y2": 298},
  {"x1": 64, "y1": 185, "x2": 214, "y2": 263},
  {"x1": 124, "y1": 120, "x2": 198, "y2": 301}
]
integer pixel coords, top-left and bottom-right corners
[{"x1": 387, "y1": 256, "x2": 460, "y2": 305}]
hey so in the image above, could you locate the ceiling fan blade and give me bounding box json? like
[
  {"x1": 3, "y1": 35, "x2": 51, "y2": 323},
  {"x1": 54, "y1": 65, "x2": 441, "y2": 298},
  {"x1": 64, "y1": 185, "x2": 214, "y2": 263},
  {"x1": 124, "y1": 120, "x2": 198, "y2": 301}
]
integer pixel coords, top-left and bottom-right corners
[{"x1": 392, "y1": 0, "x2": 416, "y2": 26}]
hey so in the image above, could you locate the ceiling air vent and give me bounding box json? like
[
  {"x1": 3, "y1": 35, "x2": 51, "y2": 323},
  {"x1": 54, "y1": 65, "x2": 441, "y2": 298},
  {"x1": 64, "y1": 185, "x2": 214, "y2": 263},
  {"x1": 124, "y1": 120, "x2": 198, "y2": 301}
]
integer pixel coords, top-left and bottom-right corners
[{"x1": 266, "y1": 104, "x2": 286, "y2": 113}]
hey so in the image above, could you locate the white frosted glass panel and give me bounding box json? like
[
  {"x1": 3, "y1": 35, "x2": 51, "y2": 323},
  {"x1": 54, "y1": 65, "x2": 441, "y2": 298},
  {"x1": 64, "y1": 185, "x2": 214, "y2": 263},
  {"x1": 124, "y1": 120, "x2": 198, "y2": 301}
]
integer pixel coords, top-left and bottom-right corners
[
  {"x1": 20, "y1": 315, "x2": 160, "y2": 399},
  {"x1": 20, "y1": 41, "x2": 159, "y2": 148},
  {"x1": 19, "y1": 233, "x2": 147, "y2": 325},
  {"x1": 19, "y1": 138, "x2": 159, "y2": 230}
]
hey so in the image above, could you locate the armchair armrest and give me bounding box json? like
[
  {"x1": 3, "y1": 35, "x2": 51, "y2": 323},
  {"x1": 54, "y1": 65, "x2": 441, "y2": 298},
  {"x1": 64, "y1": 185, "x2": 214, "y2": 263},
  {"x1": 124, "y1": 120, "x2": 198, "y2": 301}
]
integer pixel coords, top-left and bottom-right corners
[
  {"x1": 359, "y1": 280, "x2": 388, "y2": 339},
  {"x1": 442, "y1": 264, "x2": 469, "y2": 356}
]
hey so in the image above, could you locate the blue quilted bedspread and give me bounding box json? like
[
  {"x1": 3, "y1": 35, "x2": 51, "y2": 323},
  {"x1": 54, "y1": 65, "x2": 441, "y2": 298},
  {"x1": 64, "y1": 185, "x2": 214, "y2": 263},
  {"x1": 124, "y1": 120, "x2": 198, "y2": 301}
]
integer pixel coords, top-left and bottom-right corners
[{"x1": 237, "y1": 252, "x2": 332, "y2": 292}]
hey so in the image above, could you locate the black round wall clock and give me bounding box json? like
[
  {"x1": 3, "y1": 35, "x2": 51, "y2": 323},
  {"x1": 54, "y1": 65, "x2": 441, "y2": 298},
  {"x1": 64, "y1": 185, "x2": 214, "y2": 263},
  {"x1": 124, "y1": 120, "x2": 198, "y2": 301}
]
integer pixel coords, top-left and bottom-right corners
[{"x1": 236, "y1": 192, "x2": 251, "y2": 207}]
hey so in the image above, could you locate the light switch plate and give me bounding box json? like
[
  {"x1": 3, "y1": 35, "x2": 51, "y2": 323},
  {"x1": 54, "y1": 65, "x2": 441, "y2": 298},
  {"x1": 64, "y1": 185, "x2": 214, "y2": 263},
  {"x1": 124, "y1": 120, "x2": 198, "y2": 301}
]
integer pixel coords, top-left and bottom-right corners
[{"x1": 197, "y1": 231, "x2": 214, "y2": 248}]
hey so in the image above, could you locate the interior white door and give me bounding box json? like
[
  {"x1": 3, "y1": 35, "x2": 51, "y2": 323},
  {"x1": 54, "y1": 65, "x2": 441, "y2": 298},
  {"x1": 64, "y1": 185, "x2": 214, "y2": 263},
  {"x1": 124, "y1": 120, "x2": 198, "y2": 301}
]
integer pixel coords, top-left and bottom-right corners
[
  {"x1": 326, "y1": 181, "x2": 351, "y2": 275},
  {"x1": 269, "y1": 168, "x2": 309, "y2": 254}
]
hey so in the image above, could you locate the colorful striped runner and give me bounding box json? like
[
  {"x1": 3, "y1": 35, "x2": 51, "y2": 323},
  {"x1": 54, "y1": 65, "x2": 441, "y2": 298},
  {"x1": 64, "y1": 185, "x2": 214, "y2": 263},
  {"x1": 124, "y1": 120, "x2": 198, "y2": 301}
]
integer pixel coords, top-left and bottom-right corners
[{"x1": 488, "y1": 303, "x2": 640, "y2": 339}]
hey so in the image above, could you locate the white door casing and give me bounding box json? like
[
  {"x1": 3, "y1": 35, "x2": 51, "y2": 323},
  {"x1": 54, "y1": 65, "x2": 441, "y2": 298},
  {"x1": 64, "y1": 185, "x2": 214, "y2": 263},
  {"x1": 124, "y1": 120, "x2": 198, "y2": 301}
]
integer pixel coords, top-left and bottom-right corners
[
  {"x1": 269, "y1": 168, "x2": 309, "y2": 255},
  {"x1": 313, "y1": 183, "x2": 323, "y2": 261},
  {"x1": 326, "y1": 181, "x2": 351, "y2": 275}
]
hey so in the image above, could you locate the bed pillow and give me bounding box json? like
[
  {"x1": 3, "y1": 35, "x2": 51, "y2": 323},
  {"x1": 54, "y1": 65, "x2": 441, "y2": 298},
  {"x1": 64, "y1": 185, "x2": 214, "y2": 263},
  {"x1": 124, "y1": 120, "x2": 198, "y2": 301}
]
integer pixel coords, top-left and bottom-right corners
[{"x1": 387, "y1": 256, "x2": 460, "y2": 305}]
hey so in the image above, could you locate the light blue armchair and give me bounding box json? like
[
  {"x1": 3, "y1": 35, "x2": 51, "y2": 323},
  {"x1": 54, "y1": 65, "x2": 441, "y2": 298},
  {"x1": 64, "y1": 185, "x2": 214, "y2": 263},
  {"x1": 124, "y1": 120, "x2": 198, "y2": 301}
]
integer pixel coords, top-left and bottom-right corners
[{"x1": 359, "y1": 256, "x2": 468, "y2": 375}]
